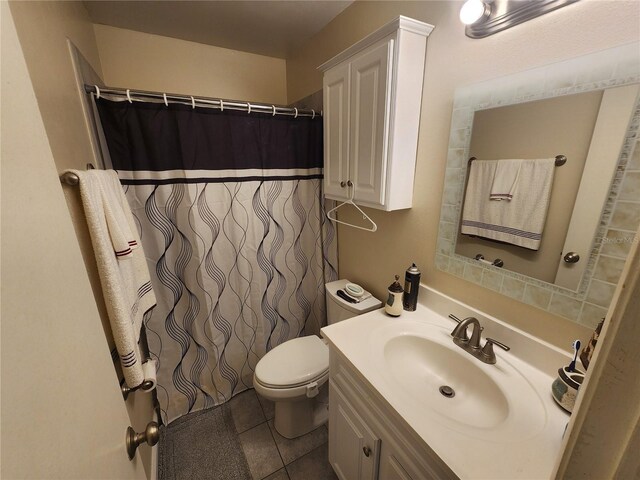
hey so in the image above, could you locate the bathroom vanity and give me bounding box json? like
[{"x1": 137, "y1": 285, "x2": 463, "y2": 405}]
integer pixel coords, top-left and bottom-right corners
[{"x1": 321, "y1": 285, "x2": 572, "y2": 479}]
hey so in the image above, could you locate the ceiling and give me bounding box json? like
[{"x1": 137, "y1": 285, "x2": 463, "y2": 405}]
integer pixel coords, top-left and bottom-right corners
[{"x1": 84, "y1": 1, "x2": 354, "y2": 59}]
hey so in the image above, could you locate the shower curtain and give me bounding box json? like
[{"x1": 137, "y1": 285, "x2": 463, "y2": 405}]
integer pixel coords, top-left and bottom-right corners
[{"x1": 95, "y1": 98, "x2": 337, "y2": 424}]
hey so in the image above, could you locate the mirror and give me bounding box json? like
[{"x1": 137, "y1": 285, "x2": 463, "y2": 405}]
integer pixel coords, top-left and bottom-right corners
[{"x1": 436, "y1": 43, "x2": 640, "y2": 327}]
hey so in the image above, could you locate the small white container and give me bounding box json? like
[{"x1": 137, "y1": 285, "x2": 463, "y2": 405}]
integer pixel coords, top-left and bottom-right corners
[{"x1": 384, "y1": 275, "x2": 404, "y2": 317}]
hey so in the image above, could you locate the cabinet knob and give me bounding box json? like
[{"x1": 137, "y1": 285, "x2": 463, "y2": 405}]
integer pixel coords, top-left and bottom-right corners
[
  {"x1": 363, "y1": 446, "x2": 371, "y2": 457},
  {"x1": 340, "y1": 181, "x2": 346, "y2": 188},
  {"x1": 347, "y1": 180, "x2": 353, "y2": 187}
]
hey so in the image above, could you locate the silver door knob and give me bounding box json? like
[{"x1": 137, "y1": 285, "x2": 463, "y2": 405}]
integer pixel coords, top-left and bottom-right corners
[
  {"x1": 363, "y1": 446, "x2": 371, "y2": 457},
  {"x1": 564, "y1": 252, "x2": 580, "y2": 264},
  {"x1": 126, "y1": 422, "x2": 159, "y2": 460}
]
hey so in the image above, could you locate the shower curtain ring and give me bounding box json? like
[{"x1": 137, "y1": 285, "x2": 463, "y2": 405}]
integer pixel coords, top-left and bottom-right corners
[
  {"x1": 247, "y1": 102, "x2": 251, "y2": 114},
  {"x1": 272, "y1": 105, "x2": 276, "y2": 116},
  {"x1": 126, "y1": 89, "x2": 132, "y2": 103},
  {"x1": 220, "y1": 100, "x2": 224, "y2": 112},
  {"x1": 312, "y1": 109, "x2": 315, "y2": 119},
  {"x1": 294, "y1": 108, "x2": 298, "y2": 119},
  {"x1": 191, "y1": 96, "x2": 195, "y2": 109},
  {"x1": 95, "y1": 85, "x2": 101, "y2": 99},
  {"x1": 163, "y1": 93, "x2": 169, "y2": 107}
]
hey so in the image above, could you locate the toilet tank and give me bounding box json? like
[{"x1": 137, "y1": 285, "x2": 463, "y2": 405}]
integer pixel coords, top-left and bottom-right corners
[{"x1": 325, "y1": 279, "x2": 382, "y2": 325}]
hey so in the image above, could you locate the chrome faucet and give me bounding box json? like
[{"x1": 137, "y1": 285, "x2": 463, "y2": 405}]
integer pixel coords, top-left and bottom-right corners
[
  {"x1": 451, "y1": 316, "x2": 483, "y2": 350},
  {"x1": 448, "y1": 314, "x2": 510, "y2": 364}
]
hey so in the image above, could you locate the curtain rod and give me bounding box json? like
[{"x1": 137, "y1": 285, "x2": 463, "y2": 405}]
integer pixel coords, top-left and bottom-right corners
[{"x1": 84, "y1": 85, "x2": 322, "y2": 119}]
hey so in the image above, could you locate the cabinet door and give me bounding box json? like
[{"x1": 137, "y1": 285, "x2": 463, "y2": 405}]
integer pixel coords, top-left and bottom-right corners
[
  {"x1": 379, "y1": 441, "x2": 438, "y2": 480},
  {"x1": 323, "y1": 62, "x2": 351, "y2": 201},
  {"x1": 349, "y1": 38, "x2": 393, "y2": 206},
  {"x1": 379, "y1": 455, "x2": 415, "y2": 480},
  {"x1": 329, "y1": 382, "x2": 380, "y2": 480}
]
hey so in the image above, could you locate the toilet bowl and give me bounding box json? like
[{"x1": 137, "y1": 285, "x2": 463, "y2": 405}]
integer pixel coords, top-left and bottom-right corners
[{"x1": 253, "y1": 279, "x2": 382, "y2": 439}]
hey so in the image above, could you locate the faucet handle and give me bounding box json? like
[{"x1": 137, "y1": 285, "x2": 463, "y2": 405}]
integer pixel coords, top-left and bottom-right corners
[
  {"x1": 486, "y1": 338, "x2": 510, "y2": 351},
  {"x1": 481, "y1": 337, "x2": 510, "y2": 364}
]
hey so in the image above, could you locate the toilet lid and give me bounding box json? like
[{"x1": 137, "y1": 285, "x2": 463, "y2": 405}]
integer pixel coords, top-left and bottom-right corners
[{"x1": 255, "y1": 336, "x2": 329, "y2": 388}]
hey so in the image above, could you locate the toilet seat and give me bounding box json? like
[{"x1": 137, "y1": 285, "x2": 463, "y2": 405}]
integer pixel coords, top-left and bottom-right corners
[{"x1": 254, "y1": 335, "x2": 329, "y2": 389}]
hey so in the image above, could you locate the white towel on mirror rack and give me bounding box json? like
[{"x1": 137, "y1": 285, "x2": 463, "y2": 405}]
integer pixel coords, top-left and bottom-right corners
[
  {"x1": 66, "y1": 169, "x2": 156, "y2": 387},
  {"x1": 490, "y1": 159, "x2": 522, "y2": 201},
  {"x1": 461, "y1": 158, "x2": 556, "y2": 250}
]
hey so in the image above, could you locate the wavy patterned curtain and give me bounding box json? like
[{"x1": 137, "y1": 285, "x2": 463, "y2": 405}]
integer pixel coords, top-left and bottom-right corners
[{"x1": 96, "y1": 98, "x2": 337, "y2": 424}]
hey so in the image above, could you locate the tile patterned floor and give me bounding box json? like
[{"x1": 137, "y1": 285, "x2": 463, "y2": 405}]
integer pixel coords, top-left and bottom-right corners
[{"x1": 231, "y1": 389, "x2": 338, "y2": 480}]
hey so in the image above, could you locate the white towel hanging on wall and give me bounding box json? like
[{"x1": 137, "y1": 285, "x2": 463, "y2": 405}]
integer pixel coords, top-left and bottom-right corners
[
  {"x1": 65, "y1": 169, "x2": 157, "y2": 387},
  {"x1": 490, "y1": 159, "x2": 523, "y2": 201},
  {"x1": 461, "y1": 158, "x2": 556, "y2": 250}
]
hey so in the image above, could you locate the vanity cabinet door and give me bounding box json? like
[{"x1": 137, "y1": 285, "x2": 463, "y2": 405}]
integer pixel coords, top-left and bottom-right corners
[
  {"x1": 329, "y1": 381, "x2": 381, "y2": 480},
  {"x1": 379, "y1": 442, "x2": 435, "y2": 480},
  {"x1": 323, "y1": 62, "x2": 351, "y2": 201},
  {"x1": 378, "y1": 454, "x2": 414, "y2": 480}
]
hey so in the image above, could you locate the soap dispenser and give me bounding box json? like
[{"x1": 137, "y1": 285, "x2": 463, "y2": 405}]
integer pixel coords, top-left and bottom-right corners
[{"x1": 385, "y1": 275, "x2": 404, "y2": 317}]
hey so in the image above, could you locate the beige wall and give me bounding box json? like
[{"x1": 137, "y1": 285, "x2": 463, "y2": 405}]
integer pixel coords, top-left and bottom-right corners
[
  {"x1": 94, "y1": 24, "x2": 288, "y2": 104},
  {"x1": 456, "y1": 90, "x2": 603, "y2": 284},
  {"x1": 9, "y1": 0, "x2": 104, "y2": 172},
  {"x1": 1, "y1": 3, "x2": 147, "y2": 478},
  {"x1": 286, "y1": 0, "x2": 640, "y2": 347}
]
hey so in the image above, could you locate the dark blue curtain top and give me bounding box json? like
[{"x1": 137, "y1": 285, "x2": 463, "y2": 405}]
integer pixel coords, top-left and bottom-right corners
[{"x1": 95, "y1": 98, "x2": 324, "y2": 172}]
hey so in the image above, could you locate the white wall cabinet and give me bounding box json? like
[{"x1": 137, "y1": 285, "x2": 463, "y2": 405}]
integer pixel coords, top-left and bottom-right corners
[
  {"x1": 328, "y1": 348, "x2": 456, "y2": 480},
  {"x1": 319, "y1": 16, "x2": 433, "y2": 211}
]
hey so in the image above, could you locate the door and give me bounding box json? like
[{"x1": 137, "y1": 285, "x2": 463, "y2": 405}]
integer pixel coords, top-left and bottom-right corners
[
  {"x1": 554, "y1": 84, "x2": 639, "y2": 289},
  {"x1": 329, "y1": 382, "x2": 381, "y2": 480},
  {"x1": 349, "y1": 38, "x2": 393, "y2": 207},
  {"x1": 2, "y1": 6, "x2": 148, "y2": 478},
  {"x1": 323, "y1": 62, "x2": 351, "y2": 201}
]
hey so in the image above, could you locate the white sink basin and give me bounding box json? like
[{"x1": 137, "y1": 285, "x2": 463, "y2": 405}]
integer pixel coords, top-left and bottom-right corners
[
  {"x1": 384, "y1": 333, "x2": 509, "y2": 429},
  {"x1": 371, "y1": 320, "x2": 547, "y2": 442}
]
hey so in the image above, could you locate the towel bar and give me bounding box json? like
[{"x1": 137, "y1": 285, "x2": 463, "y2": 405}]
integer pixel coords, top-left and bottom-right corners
[
  {"x1": 59, "y1": 163, "x2": 96, "y2": 185},
  {"x1": 121, "y1": 379, "x2": 155, "y2": 400},
  {"x1": 475, "y1": 254, "x2": 504, "y2": 268},
  {"x1": 121, "y1": 325, "x2": 154, "y2": 399},
  {"x1": 467, "y1": 156, "x2": 567, "y2": 166}
]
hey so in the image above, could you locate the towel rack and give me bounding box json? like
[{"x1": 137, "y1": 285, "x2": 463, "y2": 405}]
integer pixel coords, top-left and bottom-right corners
[
  {"x1": 468, "y1": 155, "x2": 567, "y2": 166},
  {"x1": 59, "y1": 163, "x2": 96, "y2": 185},
  {"x1": 326, "y1": 189, "x2": 377, "y2": 232},
  {"x1": 121, "y1": 325, "x2": 155, "y2": 399},
  {"x1": 475, "y1": 254, "x2": 504, "y2": 268}
]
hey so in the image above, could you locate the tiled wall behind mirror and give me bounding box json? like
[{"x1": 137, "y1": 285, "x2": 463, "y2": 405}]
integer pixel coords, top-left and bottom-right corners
[{"x1": 436, "y1": 43, "x2": 640, "y2": 328}]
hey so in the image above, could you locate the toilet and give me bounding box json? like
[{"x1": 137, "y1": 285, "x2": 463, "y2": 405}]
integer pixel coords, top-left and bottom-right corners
[{"x1": 253, "y1": 279, "x2": 382, "y2": 438}]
